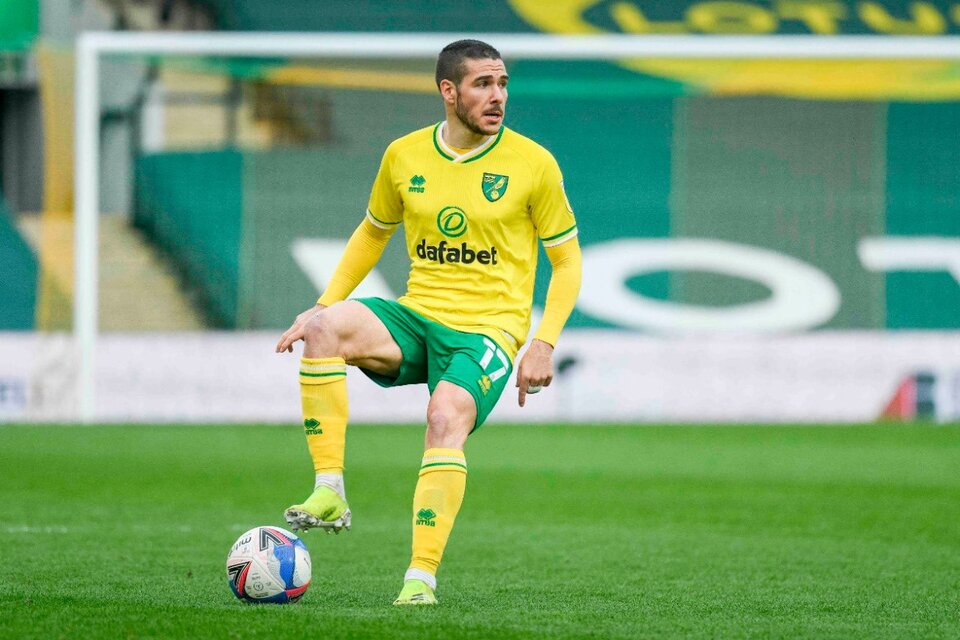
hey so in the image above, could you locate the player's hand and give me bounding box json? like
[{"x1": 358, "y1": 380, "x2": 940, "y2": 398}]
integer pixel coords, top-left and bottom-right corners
[
  {"x1": 276, "y1": 304, "x2": 326, "y2": 353},
  {"x1": 516, "y1": 339, "x2": 554, "y2": 407}
]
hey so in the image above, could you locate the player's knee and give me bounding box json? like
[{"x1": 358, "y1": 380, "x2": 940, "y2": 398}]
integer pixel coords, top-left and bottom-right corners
[
  {"x1": 302, "y1": 312, "x2": 341, "y2": 355},
  {"x1": 426, "y1": 405, "x2": 455, "y2": 435},
  {"x1": 425, "y1": 405, "x2": 470, "y2": 449}
]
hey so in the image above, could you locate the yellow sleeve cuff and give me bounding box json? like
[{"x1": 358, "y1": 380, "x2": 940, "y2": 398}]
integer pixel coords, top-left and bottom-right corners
[
  {"x1": 316, "y1": 218, "x2": 395, "y2": 306},
  {"x1": 532, "y1": 237, "x2": 582, "y2": 347}
]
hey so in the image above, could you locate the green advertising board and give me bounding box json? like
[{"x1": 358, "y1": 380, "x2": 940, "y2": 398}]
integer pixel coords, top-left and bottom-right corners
[
  {"x1": 0, "y1": 189, "x2": 36, "y2": 328},
  {"x1": 0, "y1": 0, "x2": 37, "y2": 51}
]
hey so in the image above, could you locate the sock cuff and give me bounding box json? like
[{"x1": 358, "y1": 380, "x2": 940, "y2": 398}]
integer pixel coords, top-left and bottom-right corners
[
  {"x1": 404, "y1": 567, "x2": 437, "y2": 590},
  {"x1": 419, "y1": 448, "x2": 467, "y2": 475},
  {"x1": 314, "y1": 473, "x2": 345, "y2": 499},
  {"x1": 423, "y1": 447, "x2": 464, "y2": 458},
  {"x1": 301, "y1": 356, "x2": 346, "y2": 365},
  {"x1": 299, "y1": 357, "x2": 347, "y2": 385}
]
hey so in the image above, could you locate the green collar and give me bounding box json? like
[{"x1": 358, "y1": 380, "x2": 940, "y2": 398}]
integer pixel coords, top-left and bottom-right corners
[{"x1": 432, "y1": 121, "x2": 504, "y2": 164}]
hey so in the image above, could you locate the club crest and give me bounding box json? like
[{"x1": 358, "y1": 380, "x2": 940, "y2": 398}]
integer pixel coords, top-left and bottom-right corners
[{"x1": 482, "y1": 173, "x2": 509, "y2": 202}]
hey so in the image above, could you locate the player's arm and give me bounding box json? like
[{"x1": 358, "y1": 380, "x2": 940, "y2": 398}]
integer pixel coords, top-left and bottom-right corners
[
  {"x1": 275, "y1": 219, "x2": 396, "y2": 352},
  {"x1": 317, "y1": 218, "x2": 396, "y2": 306},
  {"x1": 534, "y1": 238, "x2": 582, "y2": 347},
  {"x1": 516, "y1": 238, "x2": 582, "y2": 406},
  {"x1": 277, "y1": 145, "x2": 403, "y2": 353},
  {"x1": 516, "y1": 153, "x2": 582, "y2": 406}
]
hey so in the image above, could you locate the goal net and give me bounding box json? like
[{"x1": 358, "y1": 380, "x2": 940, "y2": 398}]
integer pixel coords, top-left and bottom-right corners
[{"x1": 17, "y1": 33, "x2": 960, "y2": 423}]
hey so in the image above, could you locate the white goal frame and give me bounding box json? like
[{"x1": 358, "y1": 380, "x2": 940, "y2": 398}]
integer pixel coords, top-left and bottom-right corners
[{"x1": 74, "y1": 32, "x2": 960, "y2": 422}]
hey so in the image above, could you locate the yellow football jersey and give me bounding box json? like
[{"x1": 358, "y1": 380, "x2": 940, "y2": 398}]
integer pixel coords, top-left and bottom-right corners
[{"x1": 365, "y1": 122, "x2": 578, "y2": 358}]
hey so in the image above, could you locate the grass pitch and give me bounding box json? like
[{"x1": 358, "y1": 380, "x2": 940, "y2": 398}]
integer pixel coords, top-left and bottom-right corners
[{"x1": 1, "y1": 423, "x2": 958, "y2": 639}]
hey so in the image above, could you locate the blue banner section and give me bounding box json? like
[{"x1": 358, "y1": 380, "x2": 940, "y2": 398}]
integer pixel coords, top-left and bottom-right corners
[
  {"x1": 0, "y1": 191, "x2": 36, "y2": 329},
  {"x1": 0, "y1": 0, "x2": 37, "y2": 50}
]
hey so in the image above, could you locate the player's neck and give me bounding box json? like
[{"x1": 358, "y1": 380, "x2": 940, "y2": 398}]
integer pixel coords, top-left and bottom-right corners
[{"x1": 441, "y1": 119, "x2": 491, "y2": 151}]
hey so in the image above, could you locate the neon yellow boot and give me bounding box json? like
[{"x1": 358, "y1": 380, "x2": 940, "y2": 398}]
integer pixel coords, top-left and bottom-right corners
[
  {"x1": 393, "y1": 579, "x2": 437, "y2": 606},
  {"x1": 284, "y1": 485, "x2": 351, "y2": 534}
]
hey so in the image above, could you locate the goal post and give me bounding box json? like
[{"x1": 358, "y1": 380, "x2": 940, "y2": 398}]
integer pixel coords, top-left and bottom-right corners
[{"x1": 72, "y1": 32, "x2": 960, "y2": 423}]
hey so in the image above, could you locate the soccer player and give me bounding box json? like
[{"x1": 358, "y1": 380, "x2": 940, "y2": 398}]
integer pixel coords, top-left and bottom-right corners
[{"x1": 275, "y1": 39, "x2": 581, "y2": 606}]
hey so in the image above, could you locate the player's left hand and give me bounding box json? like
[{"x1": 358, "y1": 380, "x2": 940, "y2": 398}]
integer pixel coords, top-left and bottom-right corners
[{"x1": 516, "y1": 339, "x2": 554, "y2": 407}]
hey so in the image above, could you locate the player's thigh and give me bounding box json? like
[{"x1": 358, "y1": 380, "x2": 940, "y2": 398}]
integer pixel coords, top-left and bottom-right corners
[
  {"x1": 320, "y1": 301, "x2": 403, "y2": 375},
  {"x1": 426, "y1": 331, "x2": 513, "y2": 432}
]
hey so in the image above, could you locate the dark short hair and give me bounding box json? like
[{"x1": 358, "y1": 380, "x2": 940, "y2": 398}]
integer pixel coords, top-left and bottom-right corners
[{"x1": 435, "y1": 39, "x2": 502, "y2": 89}]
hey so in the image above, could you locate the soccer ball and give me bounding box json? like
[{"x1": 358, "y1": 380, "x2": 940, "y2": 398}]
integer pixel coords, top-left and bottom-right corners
[{"x1": 226, "y1": 526, "x2": 311, "y2": 603}]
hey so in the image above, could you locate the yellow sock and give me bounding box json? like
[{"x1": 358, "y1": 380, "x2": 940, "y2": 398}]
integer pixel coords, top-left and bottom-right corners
[
  {"x1": 299, "y1": 357, "x2": 348, "y2": 474},
  {"x1": 408, "y1": 448, "x2": 467, "y2": 579}
]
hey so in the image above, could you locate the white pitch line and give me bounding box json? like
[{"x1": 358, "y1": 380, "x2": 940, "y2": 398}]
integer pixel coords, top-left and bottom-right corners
[{"x1": 1, "y1": 525, "x2": 71, "y2": 534}]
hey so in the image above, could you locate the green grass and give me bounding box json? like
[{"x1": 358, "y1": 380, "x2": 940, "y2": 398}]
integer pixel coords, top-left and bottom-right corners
[{"x1": 1, "y1": 423, "x2": 959, "y2": 639}]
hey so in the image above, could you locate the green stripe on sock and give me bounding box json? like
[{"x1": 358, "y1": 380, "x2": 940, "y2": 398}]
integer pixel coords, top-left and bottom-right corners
[
  {"x1": 420, "y1": 461, "x2": 467, "y2": 471},
  {"x1": 299, "y1": 371, "x2": 346, "y2": 378}
]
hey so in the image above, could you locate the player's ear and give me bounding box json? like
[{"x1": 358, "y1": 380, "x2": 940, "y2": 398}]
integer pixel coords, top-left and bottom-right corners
[{"x1": 439, "y1": 78, "x2": 457, "y2": 105}]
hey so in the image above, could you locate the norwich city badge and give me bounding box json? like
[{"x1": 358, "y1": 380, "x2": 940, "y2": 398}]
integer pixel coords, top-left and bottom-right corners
[{"x1": 481, "y1": 173, "x2": 509, "y2": 202}]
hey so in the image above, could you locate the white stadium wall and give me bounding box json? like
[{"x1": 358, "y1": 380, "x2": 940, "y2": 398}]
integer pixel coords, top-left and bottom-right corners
[{"x1": 2, "y1": 331, "x2": 958, "y2": 424}]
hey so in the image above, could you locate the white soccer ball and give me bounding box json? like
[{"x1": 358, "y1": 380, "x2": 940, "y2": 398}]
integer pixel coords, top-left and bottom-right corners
[{"x1": 226, "y1": 526, "x2": 311, "y2": 603}]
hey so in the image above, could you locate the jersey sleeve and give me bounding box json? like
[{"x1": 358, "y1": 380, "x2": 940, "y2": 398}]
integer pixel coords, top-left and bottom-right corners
[
  {"x1": 529, "y1": 152, "x2": 578, "y2": 247},
  {"x1": 365, "y1": 144, "x2": 404, "y2": 230},
  {"x1": 316, "y1": 218, "x2": 394, "y2": 307},
  {"x1": 533, "y1": 237, "x2": 582, "y2": 346}
]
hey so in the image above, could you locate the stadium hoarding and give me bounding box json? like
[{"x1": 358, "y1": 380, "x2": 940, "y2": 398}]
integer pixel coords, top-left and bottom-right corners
[
  {"x1": 509, "y1": 0, "x2": 960, "y2": 100},
  {"x1": 204, "y1": 0, "x2": 960, "y2": 37},
  {"x1": 508, "y1": 0, "x2": 960, "y2": 36},
  {"x1": 2, "y1": 331, "x2": 959, "y2": 423}
]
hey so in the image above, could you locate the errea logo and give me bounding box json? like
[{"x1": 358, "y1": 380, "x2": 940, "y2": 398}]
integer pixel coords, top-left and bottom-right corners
[
  {"x1": 408, "y1": 175, "x2": 426, "y2": 193},
  {"x1": 416, "y1": 508, "x2": 437, "y2": 527},
  {"x1": 478, "y1": 375, "x2": 491, "y2": 395}
]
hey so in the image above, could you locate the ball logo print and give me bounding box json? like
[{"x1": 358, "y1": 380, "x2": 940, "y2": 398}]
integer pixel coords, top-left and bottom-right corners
[
  {"x1": 226, "y1": 526, "x2": 311, "y2": 604},
  {"x1": 436, "y1": 206, "x2": 468, "y2": 238}
]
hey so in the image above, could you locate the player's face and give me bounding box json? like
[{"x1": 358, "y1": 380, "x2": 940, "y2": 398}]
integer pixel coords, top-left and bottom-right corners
[{"x1": 454, "y1": 58, "x2": 508, "y2": 136}]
